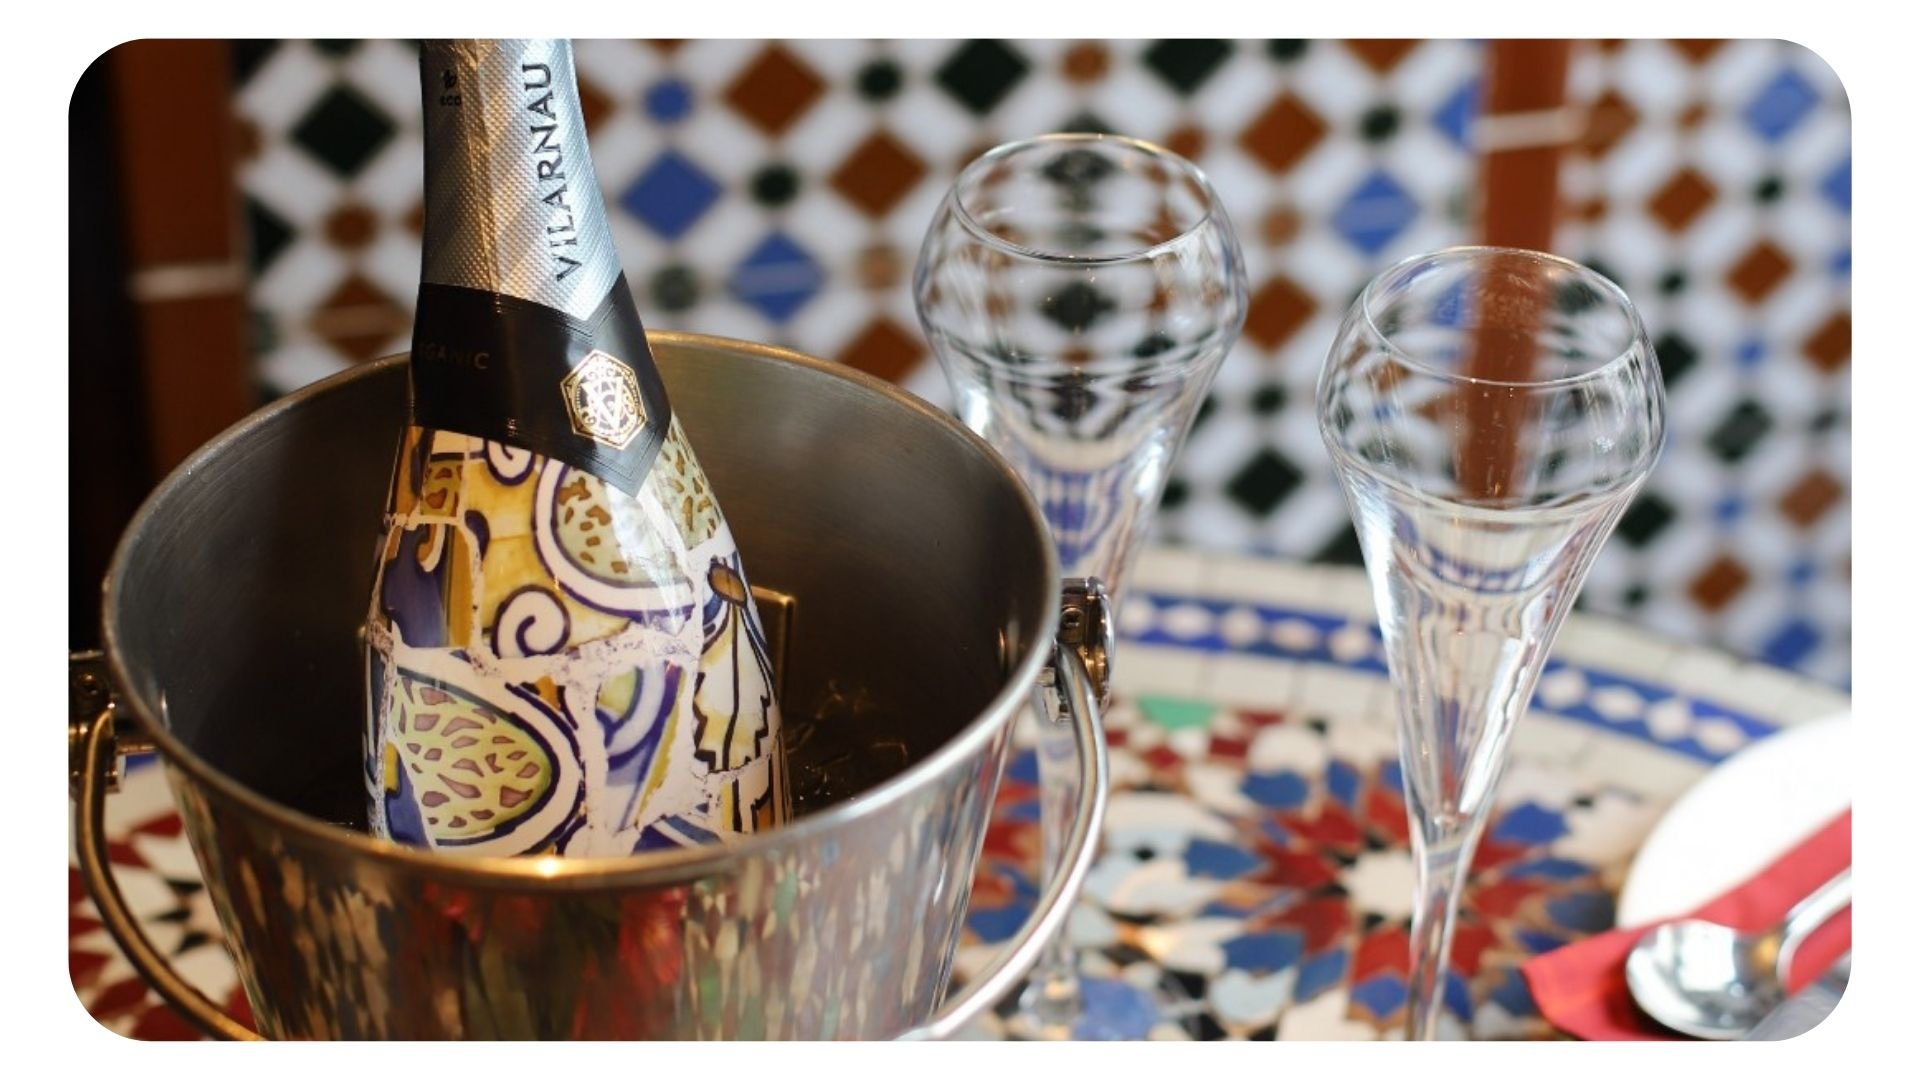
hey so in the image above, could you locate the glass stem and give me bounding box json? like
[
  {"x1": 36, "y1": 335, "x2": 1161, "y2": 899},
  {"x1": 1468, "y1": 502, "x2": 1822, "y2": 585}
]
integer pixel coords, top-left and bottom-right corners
[
  {"x1": 1018, "y1": 683, "x2": 1084, "y2": 1031},
  {"x1": 1405, "y1": 817, "x2": 1478, "y2": 1041}
]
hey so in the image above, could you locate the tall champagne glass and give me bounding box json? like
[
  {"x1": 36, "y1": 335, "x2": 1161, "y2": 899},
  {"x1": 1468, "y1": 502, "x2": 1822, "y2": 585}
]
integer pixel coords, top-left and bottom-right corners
[
  {"x1": 1317, "y1": 247, "x2": 1665, "y2": 1040},
  {"x1": 916, "y1": 134, "x2": 1247, "y2": 1037}
]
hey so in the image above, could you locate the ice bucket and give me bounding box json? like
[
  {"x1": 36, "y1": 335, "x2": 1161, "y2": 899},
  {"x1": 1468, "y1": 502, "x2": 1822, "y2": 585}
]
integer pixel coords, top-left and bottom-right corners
[{"x1": 69, "y1": 332, "x2": 1109, "y2": 1040}]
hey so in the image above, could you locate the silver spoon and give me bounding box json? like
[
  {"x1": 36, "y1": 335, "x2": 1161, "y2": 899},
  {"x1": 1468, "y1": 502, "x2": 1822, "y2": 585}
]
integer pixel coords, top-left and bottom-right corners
[{"x1": 1625, "y1": 868, "x2": 1851, "y2": 1040}]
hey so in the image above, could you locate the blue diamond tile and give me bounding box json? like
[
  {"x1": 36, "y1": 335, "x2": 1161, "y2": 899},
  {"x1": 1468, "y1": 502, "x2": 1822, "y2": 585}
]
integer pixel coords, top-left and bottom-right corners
[
  {"x1": 1241, "y1": 769, "x2": 1310, "y2": 810},
  {"x1": 1432, "y1": 77, "x2": 1480, "y2": 149},
  {"x1": 965, "y1": 901, "x2": 1030, "y2": 944},
  {"x1": 1762, "y1": 618, "x2": 1822, "y2": 669},
  {"x1": 1445, "y1": 970, "x2": 1474, "y2": 1022},
  {"x1": 1429, "y1": 277, "x2": 1472, "y2": 328},
  {"x1": 1008, "y1": 870, "x2": 1040, "y2": 902},
  {"x1": 644, "y1": 78, "x2": 694, "y2": 124},
  {"x1": 1294, "y1": 948, "x2": 1348, "y2": 1002},
  {"x1": 1831, "y1": 248, "x2": 1851, "y2": 277},
  {"x1": 1517, "y1": 928, "x2": 1568, "y2": 954},
  {"x1": 1736, "y1": 338, "x2": 1766, "y2": 367},
  {"x1": 1789, "y1": 558, "x2": 1819, "y2": 587},
  {"x1": 1325, "y1": 759, "x2": 1360, "y2": 810},
  {"x1": 1822, "y1": 155, "x2": 1851, "y2": 213},
  {"x1": 1350, "y1": 973, "x2": 1409, "y2": 1018},
  {"x1": 1506, "y1": 856, "x2": 1592, "y2": 882},
  {"x1": 1221, "y1": 930, "x2": 1304, "y2": 974},
  {"x1": 1492, "y1": 802, "x2": 1569, "y2": 846},
  {"x1": 1743, "y1": 68, "x2": 1820, "y2": 143},
  {"x1": 1184, "y1": 838, "x2": 1264, "y2": 880},
  {"x1": 621, "y1": 150, "x2": 720, "y2": 240},
  {"x1": 1331, "y1": 170, "x2": 1418, "y2": 256},
  {"x1": 1007, "y1": 747, "x2": 1040, "y2": 785},
  {"x1": 1072, "y1": 977, "x2": 1160, "y2": 1040},
  {"x1": 1380, "y1": 759, "x2": 1405, "y2": 796},
  {"x1": 728, "y1": 231, "x2": 824, "y2": 323},
  {"x1": 1490, "y1": 966, "x2": 1538, "y2": 1016},
  {"x1": 1546, "y1": 890, "x2": 1616, "y2": 933},
  {"x1": 1713, "y1": 494, "x2": 1746, "y2": 525}
]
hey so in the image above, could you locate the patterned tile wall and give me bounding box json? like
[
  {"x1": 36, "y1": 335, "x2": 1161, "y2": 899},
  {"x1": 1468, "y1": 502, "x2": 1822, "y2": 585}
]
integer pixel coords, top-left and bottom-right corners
[
  {"x1": 227, "y1": 39, "x2": 1848, "y2": 685},
  {"x1": 1557, "y1": 40, "x2": 1850, "y2": 687}
]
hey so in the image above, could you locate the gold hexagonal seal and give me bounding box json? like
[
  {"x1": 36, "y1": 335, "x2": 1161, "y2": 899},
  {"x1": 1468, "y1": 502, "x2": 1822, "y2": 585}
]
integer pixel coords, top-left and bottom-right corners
[{"x1": 560, "y1": 350, "x2": 647, "y2": 450}]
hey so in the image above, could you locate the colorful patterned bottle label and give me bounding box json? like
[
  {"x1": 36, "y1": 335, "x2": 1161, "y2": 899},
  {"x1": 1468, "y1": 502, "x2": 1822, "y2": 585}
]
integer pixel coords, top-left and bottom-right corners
[{"x1": 365, "y1": 423, "x2": 788, "y2": 856}]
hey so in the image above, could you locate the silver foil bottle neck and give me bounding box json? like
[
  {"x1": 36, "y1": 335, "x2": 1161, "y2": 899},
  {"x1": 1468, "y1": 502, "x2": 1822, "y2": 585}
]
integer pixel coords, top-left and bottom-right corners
[{"x1": 418, "y1": 39, "x2": 621, "y2": 322}]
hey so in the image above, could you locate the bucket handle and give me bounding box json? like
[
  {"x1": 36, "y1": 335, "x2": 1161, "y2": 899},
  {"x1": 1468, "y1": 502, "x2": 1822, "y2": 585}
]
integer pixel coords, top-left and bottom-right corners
[
  {"x1": 895, "y1": 637, "x2": 1111, "y2": 1041},
  {"x1": 70, "y1": 625, "x2": 1110, "y2": 1043},
  {"x1": 69, "y1": 653, "x2": 261, "y2": 1040}
]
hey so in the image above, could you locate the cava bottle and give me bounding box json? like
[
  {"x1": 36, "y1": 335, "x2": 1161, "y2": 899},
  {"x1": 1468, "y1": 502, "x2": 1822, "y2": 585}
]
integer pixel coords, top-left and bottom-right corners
[{"x1": 364, "y1": 39, "x2": 788, "y2": 856}]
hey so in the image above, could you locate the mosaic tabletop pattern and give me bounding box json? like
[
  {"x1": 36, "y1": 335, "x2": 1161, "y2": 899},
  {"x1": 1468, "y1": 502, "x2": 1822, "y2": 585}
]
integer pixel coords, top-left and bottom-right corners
[
  {"x1": 68, "y1": 551, "x2": 1847, "y2": 1040},
  {"x1": 228, "y1": 39, "x2": 1848, "y2": 686}
]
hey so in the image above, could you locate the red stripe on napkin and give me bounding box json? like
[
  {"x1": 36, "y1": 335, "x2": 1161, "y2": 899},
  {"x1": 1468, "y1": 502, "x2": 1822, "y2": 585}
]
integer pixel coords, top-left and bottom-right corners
[{"x1": 1520, "y1": 809, "x2": 1850, "y2": 1040}]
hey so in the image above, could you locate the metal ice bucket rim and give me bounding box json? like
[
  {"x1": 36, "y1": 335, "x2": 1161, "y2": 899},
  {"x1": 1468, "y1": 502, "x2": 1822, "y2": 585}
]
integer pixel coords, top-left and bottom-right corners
[
  {"x1": 96, "y1": 333, "x2": 1064, "y2": 889},
  {"x1": 77, "y1": 331, "x2": 1112, "y2": 1040}
]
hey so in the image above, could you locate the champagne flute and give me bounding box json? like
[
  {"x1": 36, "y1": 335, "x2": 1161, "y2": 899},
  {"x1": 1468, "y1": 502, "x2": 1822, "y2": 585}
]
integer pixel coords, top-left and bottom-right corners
[
  {"x1": 1317, "y1": 247, "x2": 1666, "y2": 1040},
  {"x1": 915, "y1": 134, "x2": 1246, "y2": 1037}
]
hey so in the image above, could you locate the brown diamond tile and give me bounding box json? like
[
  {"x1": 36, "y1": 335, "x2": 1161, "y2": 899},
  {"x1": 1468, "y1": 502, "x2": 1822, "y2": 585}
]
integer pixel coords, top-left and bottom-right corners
[
  {"x1": 578, "y1": 75, "x2": 613, "y2": 133},
  {"x1": 323, "y1": 202, "x2": 378, "y2": 250},
  {"x1": 1063, "y1": 42, "x2": 1109, "y2": 83},
  {"x1": 403, "y1": 200, "x2": 425, "y2": 236},
  {"x1": 839, "y1": 317, "x2": 925, "y2": 383},
  {"x1": 1778, "y1": 469, "x2": 1845, "y2": 527},
  {"x1": 1688, "y1": 554, "x2": 1752, "y2": 612},
  {"x1": 1803, "y1": 312, "x2": 1851, "y2": 372},
  {"x1": 1243, "y1": 275, "x2": 1317, "y2": 350},
  {"x1": 830, "y1": 131, "x2": 927, "y2": 218},
  {"x1": 1570, "y1": 196, "x2": 1610, "y2": 223},
  {"x1": 724, "y1": 44, "x2": 825, "y2": 137},
  {"x1": 1647, "y1": 168, "x2": 1717, "y2": 233},
  {"x1": 1669, "y1": 40, "x2": 1727, "y2": 64},
  {"x1": 1260, "y1": 204, "x2": 1301, "y2": 247},
  {"x1": 1163, "y1": 124, "x2": 1207, "y2": 162},
  {"x1": 1344, "y1": 40, "x2": 1418, "y2": 73},
  {"x1": 1579, "y1": 89, "x2": 1639, "y2": 158},
  {"x1": 643, "y1": 39, "x2": 685, "y2": 54},
  {"x1": 312, "y1": 273, "x2": 408, "y2": 364},
  {"x1": 856, "y1": 244, "x2": 904, "y2": 291},
  {"x1": 1239, "y1": 93, "x2": 1328, "y2": 174},
  {"x1": 1677, "y1": 101, "x2": 1711, "y2": 131},
  {"x1": 1727, "y1": 240, "x2": 1794, "y2": 303}
]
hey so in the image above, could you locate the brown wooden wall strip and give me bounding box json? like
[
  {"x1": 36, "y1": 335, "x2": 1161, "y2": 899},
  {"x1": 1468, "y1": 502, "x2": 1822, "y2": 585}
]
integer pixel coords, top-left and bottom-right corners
[
  {"x1": 1478, "y1": 39, "x2": 1574, "y2": 252},
  {"x1": 1458, "y1": 40, "x2": 1575, "y2": 501},
  {"x1": 109, "y1": 39, "x2": 253, "y2": 473}
]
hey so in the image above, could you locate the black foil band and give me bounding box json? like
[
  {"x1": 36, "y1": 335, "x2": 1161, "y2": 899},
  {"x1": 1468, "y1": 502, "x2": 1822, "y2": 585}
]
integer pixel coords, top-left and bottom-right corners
[{"x1": 410, "y1": 274, "x2": 669, "y2": 495}]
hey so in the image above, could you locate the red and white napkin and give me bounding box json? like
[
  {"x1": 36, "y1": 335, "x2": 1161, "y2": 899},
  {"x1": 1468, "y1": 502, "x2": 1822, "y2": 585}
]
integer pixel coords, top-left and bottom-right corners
[{"x1": 1521, "y1": 810, "x2": 1851, "y2": 1040}]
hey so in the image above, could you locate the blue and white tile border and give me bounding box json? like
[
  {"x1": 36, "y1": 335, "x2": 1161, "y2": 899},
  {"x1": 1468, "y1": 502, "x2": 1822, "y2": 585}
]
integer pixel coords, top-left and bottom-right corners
[{"x1": 1120, "y1": 549, "x2": 1850, "y2": 768}]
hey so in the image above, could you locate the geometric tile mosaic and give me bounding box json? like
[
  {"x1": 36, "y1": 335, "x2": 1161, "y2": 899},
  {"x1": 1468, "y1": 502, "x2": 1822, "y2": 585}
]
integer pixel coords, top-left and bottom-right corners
[
  {"x1": 72, "y1": 554, "x2": 1847, "y2": 1040},
  {"x1": 1558, "y1": 39, "x2": 1850, "y2": 686},
  {"x1": 230, "y1": 38, "x2": 1848, "y2": 685}
]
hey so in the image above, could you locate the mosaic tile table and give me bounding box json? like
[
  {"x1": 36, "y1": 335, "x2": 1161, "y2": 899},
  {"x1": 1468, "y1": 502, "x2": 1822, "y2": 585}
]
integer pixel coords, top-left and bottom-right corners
[{"x1": 68, "y1": 550, "x2": 1847, "y2": 1041}]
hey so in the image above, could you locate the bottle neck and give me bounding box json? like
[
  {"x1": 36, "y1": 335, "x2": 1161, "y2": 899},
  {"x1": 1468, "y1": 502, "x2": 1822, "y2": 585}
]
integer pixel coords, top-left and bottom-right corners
[
  {"x1": 410, "y1": 39, "x2": 668, "y2": 496},
  {"x1": 418, "y1": 39, "x2": 620, "y2": 323}
]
